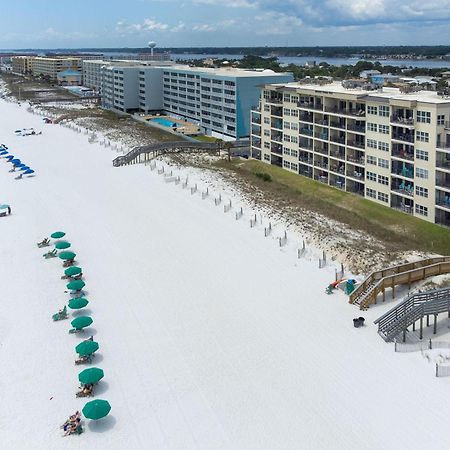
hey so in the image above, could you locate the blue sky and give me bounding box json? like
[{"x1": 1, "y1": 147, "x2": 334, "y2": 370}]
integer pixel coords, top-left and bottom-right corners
[{"x1": 1, "y1": 0, "x2": 450, "y2": 48}]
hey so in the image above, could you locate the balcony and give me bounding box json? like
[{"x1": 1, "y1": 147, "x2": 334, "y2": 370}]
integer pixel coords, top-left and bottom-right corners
[
  {"x1": 390, "y1": 115, "x2": 414, "y2": 127},
  {"x1": 299, "y1": 139, "x2": 313, "y2": 150},
  {"x1": 392, "y1": 132, "x2": 414, "y2": 144},
  {"x1": 346, "y1": 180, "x2": 365, "y2": 196},
  {"x1": 347, "y1": 140, "x2": 365, "y2": 150},
  {"x1": 299, "y1": 165, "x2": 313, "y2": 178},
  {"x1": 271, "y1": 132, "x2": 283, "y2": 143},
  {"x1": 314, "y1": 145, "x2": 328, "y2": 156},
  {"x1": 391, "y1": 194, "x2": 414, "y2": 215},
  {"x1": 392, "y1": 161, "x2": 414, "y2": 179},
  {"x1": 315, "y1": 131, "x2": 329, "y2": 141},
  {"x1": 271, "y1": 119, "x2": 283, "y2": 130},
  {"x1": 315, "y1": 119, "x2": 329, "y2": 126},
  {"x1": 436, "y1": 157, "x2": 450, "y2": 171},
  {"x1": 251, "y1": 137, "x2": 261, "y2": 148},
  {"x1": 330, "y1": 150, "x2": 345, "y2": 161},
  {"x1": 347, "y1": 155, "x2": 365, "y2": 166},
  {"x1": 436, "y1": 191, "x2": 450, "y2": 210},
  {"x1": 315, "y1": 160, "x2": 329, "y2": 170},
  {"x1": 315, "y1": 174, "x2": 329, "y2": 184},
  {"x1": 392, "y1": 144, "x2": 414, "y2": 161},
  {"x1": 435, "y1": 209, "x2": 450, "y2": 228},
  {"x1": 266, "y1": 97, "x2": 282, "y2": 105},
  {"x1": 251, "y1": 116, "x2": 261, "y2": 125},
  {"x1": 330, "y1": 163, "x2": 345, "y2": 175},
  {"x1": 251, "y1": 148, "x2": 261, "y2": 160},
  {"x1": 330, "y1": 121, "x2": 346, "y2": 130},
  {"x1": 298, "y1": 101, "x2": 323, "y2": 111},
  {"x1": 436, "y1": 174, "x2": 450, "y2": 190},
  {"x1": 251, "y1": 126, "x2": 261, "y2": 136},
  {"x1": 299, "y1": 127, "x2": 314, "y2": 137},
  {"x1": 347, "y1": 124, "x2": 365, "y2": 134},
  {"x1": 346, "y1": 169, "x2": 364, "y2": 180},
  {"x1": 330, "y1": 176, "x2": 345, "y2": 190},
  {"x1": 299, "y1": 113, "x2": 313, "y2": 123},
  {"x1": 271, "y1": 154, "x2": 283, "y2": 167},
  {"x1": 391, "y1": 178, "x2": 414, "y2": 197},
  {"x1": 437, "y1": 142, "x2": 450, "y2": 152},
  {"x1": 271, "y1": 106, "x2": 283, "y2": 117},
  {"x1": 325, "y1": 106, "x2": 366, "y2": 118},
  {"x1": 299, "y1": 155, "x2": 313, "y2": 165},
  {"x1": 271, "y1": 143, "x2": 283, "y2": 155},
  {"x1": 330, "y1": 135, "x2": 345, "y2": 145}
]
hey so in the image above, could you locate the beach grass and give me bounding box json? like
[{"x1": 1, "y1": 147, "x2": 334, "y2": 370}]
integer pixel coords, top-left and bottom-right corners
[{"x1": 215, "y1": 159, "x2": 450, "y2": 255}]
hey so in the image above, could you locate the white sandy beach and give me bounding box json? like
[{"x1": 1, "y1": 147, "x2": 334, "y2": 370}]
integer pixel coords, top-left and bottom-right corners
[{"x1": 2, "y1": 98, "x2": 450, "y2": 449}]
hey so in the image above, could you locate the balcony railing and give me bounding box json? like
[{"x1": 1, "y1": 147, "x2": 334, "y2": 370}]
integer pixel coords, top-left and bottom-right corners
[
  {"x1": 315, "y1": 120, "x2": 329, "y2": 126},
  {"x1": 330, "y1": 151, "x2": 345, "y2": 160},
  {"x1": 252, "y1": 117, "x2": 261, "y2": 124},
  {"x1": 390, "y1": 115, "x2": 414, "y2": 126},
  {"x1": 314, "y1": 146, "x2": 328, "y2": 155},
  {"x1": 271, "y1": 145, "x2": 283, "y2": 155},
  {"x1": 298, "y1": 102, "x2": 323, "y2": 111},
  {"x1": 437, "y1": 143, "x2": 450, "y2": 151},
  {"x1": 347, "y1": 140, "x2": 365, "y2": 149},
  {"x1": 299, "y1": 156, "x2": 313, "y2": 164},
  {"x1": 330, "y1": 121, "x2": 346, "y2": 130},
  {"x1": 271, "y1": 134, "x2": 283, "y2": 143},
  {"x1": 330, "y1": 135, "x2": 345, "y2": 145},
  {"x1": 346, "y1": 170, "x2": 364, "y2": 180},
  {"x1": 299, "y1": 128, "x2": 314, "y2": 137},
  {"x1": 391, "y1": 150, "x2": 414, "y2": 161},
  {"x1": 391, "y1": 186, "x2": 414, "y2": 197},
  {"x1": 347, "y1": 125, "x2": 366, "y2": 134},
  {"x1": 315, "y1": 132, "x2": 329, "y2": 141},
  {"x1": 299, "y1": 114, "x2": 313, "y2": 123},
  {"x1": 315, "y1": 161, "x2": 329, "y2": 170},
  {"x1": 436, "y1": 159, "x2": 450, "y2": 170},
  {"x1": 436, "y1": 178, "x2": 450, "y2": 189},
  {"x1": 392, "y1": 133, "x2": 414, "y2": 143},
  {"x1": 325, "y1": 106, "x2": 366, "y2": 117},
  {"x1": 315, "y1": 175, "x2": 329, "y2": 183},
  {"x1": 299, "y1": 141, "x2": 313, "y2": 150},
  {"x1": 330, "y1": 165, "x2": 345, "y2": 175},
  {"x1": 347, "y1": 156, "x2": 365, "y2": 165},
  {"x1": 392, "y1": 168, "x2": 414, "y2": 179},
  {"x1": 330, "y1": 180, "x2": 345, "y2": 189},
  {"x1": 266, "y1": 97, "x2": 282, "y2": 104}
]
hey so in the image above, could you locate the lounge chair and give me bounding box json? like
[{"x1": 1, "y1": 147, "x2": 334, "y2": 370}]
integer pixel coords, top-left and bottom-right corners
[
  {"x1": 69, "y1": 327, "x2": 83, "y2": 334},
  {"x1": 63, "y1": 259, "x2": 74, "y2": 268},
  {"x1": 74, "y1": 354, "x2": 93, "y2": 365},
  {"x1": 37, "y1": 238, "x2": 50, "y2": 248},
  {"x1": 43, "y1": 249, "x2": 57, "y2": 258},
  {"x1": 52, "y1": 306, "x2": 68, "y2": 321},
  {"x1": 76, "y1": 384, "x2": 94, "y2": 397},
  {"x1": 15, "y1": 173, "x2": 23, "y2": 180}
]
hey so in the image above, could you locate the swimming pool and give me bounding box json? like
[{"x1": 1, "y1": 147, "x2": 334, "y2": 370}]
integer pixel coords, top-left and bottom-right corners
[{"x1": 151, "y1": 117, "x2": 178, "y2": 127}]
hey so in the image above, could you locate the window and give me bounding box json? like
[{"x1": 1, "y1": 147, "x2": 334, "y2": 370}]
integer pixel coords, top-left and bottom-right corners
[
  {"x1": 379, "y1": 105, "x2": 390, "y2": 117},
  {"x1": 264, "y1": 142, "x2": 270, "y2": 149},
  {"x1": 367, "y1": 123, "x2": 377, "y2": 132},
  {"x1": 291, "y1": 149, "x2": 298, "y2": 158},
  {"x1": 264, "y1": 117, "x2": 270, "y2": 124},
  {"x1": 291, "y1": 136, "x2": 298, "y2": 144},
  {"x1": 291, "y1": 163, "x2": 298, "y2": 172},
  {"x1": 379, "y1": 124, "x2": 389, "y2": 134},
  {"x1": 416, "y1": 131, "x2": 429, "y2": 143},
  {"x1": 367, "y1": 171, "x2": 377, "y2": 182},
  {"x1": 417, "y1": 111, "x2": 431, "y2": 124},
  {"x1": 367, "y1": 106, "x2": 378, "y2": 115},
  {"x1": 378, "y1": 192, "x2": 389, "y2": 203},
  {"x1": 290, "y1": 122, "x2": 298, "y2": 131},
  {"x1": 438, "y1": 115, "x2": 445, "y2": 126},
  {"x1": 283, "y1": 160, "x2": 291, "y2": 169},
  {"x1": 415, "y1": 149, "x2": 428, "y2": 161},
  {"x1": 283, "y1": 108, "x2": 291, "y2": 116},
  {"x1": 367, "y1": 138, "x2": 377, "y2": 149},
  {"x1": 367, "y1": 155, "x2": 377, "y2": 165},
  {"x1": 264, "y1": 154, "x2": 270, "y2": 161},
  {"x1": 283, "y1": 148, "x2": 291, "y2": 155},
  {"x1": 366, "y1": 188, "x2": 376, "y2": 199},
  {"x1": 415, "y1": 186, "x2": 428, "y2": 198},
  {"x1": 264, "y1": 129, "x2": 270, "y2": 136},
  {"x1": 378, "y1": 141, "x2": 389, "y2": 152},
  {"x1": 416, "y1": 168, "x2": 428, "y2": 179},
  {"x1": 283, "y1": 94, "x2": 291, "y2": 102},
  {"x1": 415, "y1": 204, "x2": 428, "y2": 216},
  {"x1": 378, "y1": 175, "x2": 389, "y2": 185},
  {"x1": 378, "y1": 158, "x2": 389, "y2": 169},
  {"x1": 283, "y1": 135, "x2": 291, "y2": 142},
  {"x1": 291, "y1": 95, "x2": 299, "y2": 103},
  {"x1": 264, "y1": 105, "x2": 270, "y2": 112},
  {"x1": 284, "y1": 122, "x2": 290, "y2": 129},
  {"x1": 290, "y1": 109, "x2": 298, "y2": 117}
]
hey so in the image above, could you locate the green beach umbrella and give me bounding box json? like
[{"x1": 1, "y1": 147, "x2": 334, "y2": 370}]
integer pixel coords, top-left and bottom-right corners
[
  {"x1": 67, "y1": 280, "x2": 85, "y2": 291},
  {"x1": 59, "y1": 251, "x2": 76, "y2": 261},
  {"x1": 78, "y1": 367, "x2": 104, "y2": 385},
  {"x1": 51, "y1": 231, "x2": 65, "y2": 239},
  {"x1": 71, "y1": 316, "x2": 93, "y2": 330},
  {"x1": 64, "y1": 266, "x2": 82, "y2": 277},
  {"x1": 68, "y1": 297, "x2": 89, "y2": 310},
  {"x1": 82, "y1": 399, "x2": 111, "y2": 420},
  {"x1": 55, "y1": 241, "x2": 71, "y2": 250},
  {"x1": 76, "y1": 340, "x2": 99, "y2": 356}
]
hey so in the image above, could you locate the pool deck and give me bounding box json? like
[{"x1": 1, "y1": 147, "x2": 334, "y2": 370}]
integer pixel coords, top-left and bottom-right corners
[{"x1": 143, "y1": 115, "x2": 200, "y2": 135}]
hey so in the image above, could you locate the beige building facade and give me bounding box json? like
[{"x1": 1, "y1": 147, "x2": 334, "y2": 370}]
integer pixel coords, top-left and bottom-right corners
[
  {"x1": 31, "y1": 57, "x2": 82, "y2": 80},
  {"x1": 11, "y1": 56, "x2": 35, "y2": 74},
  {"x1": 251, "y1": 82, "x2": 450, "y2": 227}
]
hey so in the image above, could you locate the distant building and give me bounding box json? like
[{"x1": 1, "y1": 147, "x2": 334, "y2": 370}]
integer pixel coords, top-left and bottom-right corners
[
  {"x1": 360, "y1": 69, "x2": 381, "y2": 79},
  {"x1": 370, "y1": 74, "x2": 400, "y2": 85},
  {"x1": 57, "y1": 69, "x2": 82, "y2": 86},
  {"x1": 11, "y1": 56, "x2": 35, "y2": 74},
  {"x1": 32, "y1": 57, "x2": 82, "y2": 81},
  {"x1": 441, "y1": 71, "x2": 450, "y2": 79}
]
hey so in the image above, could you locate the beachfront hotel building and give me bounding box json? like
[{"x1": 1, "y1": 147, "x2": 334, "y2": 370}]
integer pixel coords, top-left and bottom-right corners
[
  {"x1": 83, "y1": 60, "x2": 293, "y2": 139},
  {"x1": 251, "y1": 82, "x2": 450, "y2": 226},
  {"x1": 11, "y1": 56, "x2": 35, "y2": 75},
  {"x1": 31, "y1": 57, "x2": 82, "y2": 81}
]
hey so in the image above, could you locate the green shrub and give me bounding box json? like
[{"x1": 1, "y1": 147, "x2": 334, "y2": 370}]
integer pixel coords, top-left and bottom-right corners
[{"x1": 255, "y1": 172, "x2": 272, "y2": 182}]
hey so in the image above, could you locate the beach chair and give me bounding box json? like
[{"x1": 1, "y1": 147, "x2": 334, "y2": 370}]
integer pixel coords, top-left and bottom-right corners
[
  {"x1": 76, "y1": 384, "x2": 94, "y2": 398},
  {"x1": 37, "y1": 238, "x2": 50, "y2": 248},
  {"x1": 74, "y1": 354, "x2": 93, "y2": 365},
  {"x1": 15, "y1": 173, "x2": 23, "y2": 180},
  {"x1": 43, "y1": 249, "x2": 57, "y2": 259},
  {"x1": 63, "y1": 259, "x2": 75, "y2": 268},
  {"x1": 52, "y1": 306, "x2": 68, "y2": 321},
  {"x1": 69, "y1": 327, "x2": 83, "y2": 334}
]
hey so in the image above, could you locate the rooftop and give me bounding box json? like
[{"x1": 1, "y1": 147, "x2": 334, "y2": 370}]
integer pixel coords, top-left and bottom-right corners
[{"x1": 269, "y1": 81, "x2": 450, "y2": 104}]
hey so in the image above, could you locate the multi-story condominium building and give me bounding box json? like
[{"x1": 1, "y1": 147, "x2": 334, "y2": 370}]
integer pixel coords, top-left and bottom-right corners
[
  {"x1": 251, "y1": 81, "x2": 450, "y2": 227},
  {"x1": 83, "y1": 60, "x2": 293, "y2": 139},
  {"x1": 32, "y1": 57, "x2": 82, "y2": 81},
  {"x1": 11, "y1": 56, "x2": 35, "y2": 74},
  {"x1": 161, "y1": 67, "x2": 293, "y2": 139}
]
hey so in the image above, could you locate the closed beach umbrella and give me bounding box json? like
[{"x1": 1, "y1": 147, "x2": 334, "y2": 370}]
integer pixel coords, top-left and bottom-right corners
[
  {"x1": 55, "y1": 241, "x2": 71, "y2": 250},
  {"x1": 5, "y1": 155, "x2": 13, "y2": 160},
  {"x1": 68, "y1": 297, "x2": 89, "y2": 309},
  {"x1": 51, "y1": 231, "x2": 65, "y2": 239},
  {"x1": 78, "y1": 368, "x2": 104, "y2": 385},
  {"x1": 67, "y1": 280, "x2": 85, "y2": 291},
  {"x1": 71, "y1": 316, "x2": 93, "y2": 330},
  {"x1": 24, "y1": 169, "x2": 34, "y2": 175},
  {"x1": 15, "y1": 163, "x2": 25, "y2": 169},
  {"x1": 20, "y1": 166, "x2": 29, "y2": 171},
  {"x1": 0, "y1": 150, "x2": 8, "y2": 155},
  {"x1": 76, "y1": 340, "x2": 99, "y2": 356},
  {"x1": 11, "y1": 159, "x2": 21, "y2": 165},
  {"x1": 59, "y1": 251, "x2": 76, "y2": 260},
  {"x1": 82, "y1": 399, "x2": 111, "y2": 420},
  {"x1": 64, "y1": 266, "x2": 82, "y2": 276}
]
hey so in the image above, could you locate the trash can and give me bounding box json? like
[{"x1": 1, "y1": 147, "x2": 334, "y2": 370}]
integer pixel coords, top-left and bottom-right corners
[
  {"x1": 353, "y1": 318, "x2": 361, "y2": 328},
  {"x1": 358, "y1": 317, "x2": 365, "y2": 326}
]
